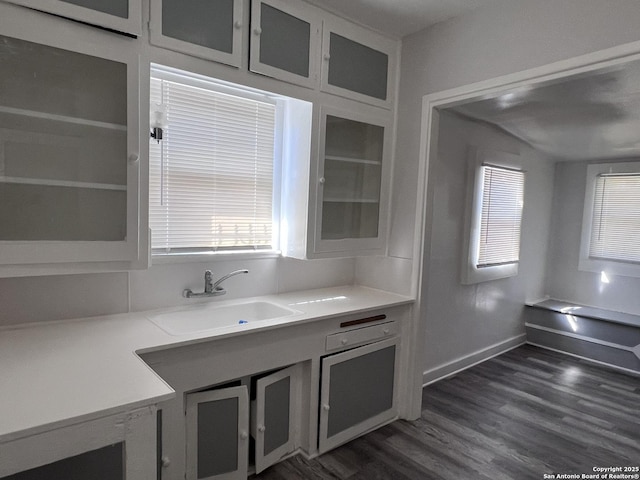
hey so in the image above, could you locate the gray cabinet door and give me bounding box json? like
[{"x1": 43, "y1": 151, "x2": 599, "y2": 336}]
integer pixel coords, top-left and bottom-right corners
[
  {"x1": 319, "y1": 337, "x2": 399, "y2": 453},
  {"x1": 251, "y1": 365, "x2": 300, "y2": 473},
  {"x1": 3, "y1": 444, "x2": 124, "y2": 480},
  {"x1": 150, "y1": 0, "x2": 243, "y2": 67},
  {"x1": 186, "y1": 386, "x2": 249, "y2": 480},
  {"x1": 249, "y1": 0, "x2": 320, "y2": 88},
  {"x1": 3, "y1": 0, "x2": 141, "y2": 35},
  {"x1": 320, "y1": 19, "x2": 397, "y2": 108}
]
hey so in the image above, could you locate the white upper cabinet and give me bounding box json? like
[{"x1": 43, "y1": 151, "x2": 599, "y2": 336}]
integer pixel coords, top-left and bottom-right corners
[
  {"x1": 150, "y1": 0, "x2": 244, "y2": 67},
  {"x1": 0, "y1": 5, "x2": 143, "y2": 273},
  {"x1": 249, "y1": 0, "x2": 321, "y2": 88},
  {"x1": 320, "y1": 17, "x2": 398, "y2": 108},
  {"x1": 311, "y1": 105, "x2": 392, "y2": 257},
  {"x1": 3, "y1": 0, "x2": 142, "y2": 36}
]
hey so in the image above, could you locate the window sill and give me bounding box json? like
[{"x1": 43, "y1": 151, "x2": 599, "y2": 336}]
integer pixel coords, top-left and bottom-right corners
[
  {"x1": 460, "y1": 262, "x2": 518, "y2": 285},
  {"x1": 578, "y1": 256, "x2": 640, "y2": 279},
  {"x1": 151, "y1": 250, "x2": 282, "y2": 265}
]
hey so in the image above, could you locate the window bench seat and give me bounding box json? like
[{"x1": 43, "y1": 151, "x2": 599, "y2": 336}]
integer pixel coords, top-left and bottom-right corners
[{"x1": 524, "y1": 299, "x2": 640, "y2": 374}]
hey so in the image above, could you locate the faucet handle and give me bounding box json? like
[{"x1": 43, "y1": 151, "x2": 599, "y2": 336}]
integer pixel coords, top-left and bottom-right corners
[{"x1": 204, "y1": 270, "x2": 213, "y2": 293}]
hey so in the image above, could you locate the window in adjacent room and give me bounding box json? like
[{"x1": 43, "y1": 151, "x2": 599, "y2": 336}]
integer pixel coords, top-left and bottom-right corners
[
  {"x1": 579, "y1": 161, "x2": 640, "y2": 277},
  {"x1": 148, "y1": 65, "x2": 311, "y2": 258},
  {"x1": 461, "y1": 148, "x2": 525, "y2": 284}
]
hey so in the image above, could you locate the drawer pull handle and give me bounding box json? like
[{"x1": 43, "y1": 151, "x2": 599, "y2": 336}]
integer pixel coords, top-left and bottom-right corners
[
  {"x1": 341, "y1": 314, "x2": 387, "y2": 328},
  {"x1": 341, "y1": 338, "x2": 348, "y2": 345},
  {"x1": 383, "y1": 328, "x2": 390, "y2": 335}
]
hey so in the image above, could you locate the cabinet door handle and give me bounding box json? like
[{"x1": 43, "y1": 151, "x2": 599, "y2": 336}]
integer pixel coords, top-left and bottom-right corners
[
  {"x1": 254, "y1": 27, "x2": 262, "y2": 35},
  {"x1": 240, "y1": 431, "x2": 248, "y2": 440},
  {"x1": 128, "y1": 153, "x2": 139, "y2": 165},
  {"x1": 322, "y1": 404, "x2": 330, "y2": 411},
  {"x1": 319, "y1": 177, "x2": 325, "y2": 184},
  {"x1": 234, "y1": 20, "x2": 242, "y2": 29},
  {"x1": 161, "y1": 456, "x2": 171, "y2": 468},
  {"x1": 323, "y1": 53, "x2": 330, "y2": 61},
  {"x1": 258, "y1": 425, "x2": 266, "y2": 433}
]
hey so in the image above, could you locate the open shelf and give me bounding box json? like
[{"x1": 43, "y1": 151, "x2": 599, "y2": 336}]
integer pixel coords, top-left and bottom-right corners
[
  {"x1": 0, "y1": 176, "x2": 126, "y2": 191},
  {"x1": 324, "y1": 155, "x2": 381, "y2": 166},
  {"x1": 0, "y1": 106, "x2": 127, "y2": 132},
  {"x1": 323, "y1": 197, "x2": 379, "y2": 203}
]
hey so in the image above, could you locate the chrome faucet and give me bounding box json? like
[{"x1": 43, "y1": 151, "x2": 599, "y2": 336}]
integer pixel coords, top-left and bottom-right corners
[{"x1": 183, "y1": 269, "x2": 249, "y2": 298}]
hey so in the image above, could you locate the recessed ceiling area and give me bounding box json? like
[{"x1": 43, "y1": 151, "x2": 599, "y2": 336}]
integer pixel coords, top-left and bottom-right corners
[
  {"x1": 447, "y1": 60, "x2": 640, "y2": 161},
  {"x1": 304, "y1": 0, "x2": 502, "y2": 37}
]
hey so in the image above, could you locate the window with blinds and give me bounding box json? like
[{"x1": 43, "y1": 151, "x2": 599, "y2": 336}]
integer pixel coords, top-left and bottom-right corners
[
  {"x1": 477, "y1": 165, "x2": 525, "y2": 268},
  {"x1": 589, "y1": 173, "x2": 640, "y2": 263},
  {"x1": 149, "y1": 71, "x2": 277, "y2": 253}
]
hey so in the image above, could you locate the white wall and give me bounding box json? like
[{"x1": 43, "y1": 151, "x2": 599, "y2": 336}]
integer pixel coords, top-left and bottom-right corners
[
  {"x1": 391, "y1": 0, "x2": 640, "y2": 260},
  {"x1": 545, "y1": 160, "x2": 640, "y2": 315},
  {"x1": 422, "y1": 112, "x2": 555, "y2": 382}
]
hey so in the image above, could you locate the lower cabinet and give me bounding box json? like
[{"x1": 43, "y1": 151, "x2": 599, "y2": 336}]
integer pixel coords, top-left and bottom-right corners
[
  {"x1": 146, "y1": 308, "x2": 408, "y2": 479},
  {"x1": 250, "y1": 365, "x2": 300, "y2": 474},
  {"x1": 318, "y1": 337, "x2": 399, "y2": 453},
  {"x1": 184, "y1": 365, "x2": 300, "y2": 480},
  {"x1": 185, "y1": 386, "x2": 249, "y2": 480},
  {"x1": 1, "y1": 407, "x2": 156, "y2": 480}
]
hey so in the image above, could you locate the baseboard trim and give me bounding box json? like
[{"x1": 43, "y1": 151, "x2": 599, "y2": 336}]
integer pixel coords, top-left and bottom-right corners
[
  {"x1": 422, "y1": 334, "x2": 526, "y2": 386},
  {"x1": 526, "y1": 341, "x2": 640, "y2": 377}
]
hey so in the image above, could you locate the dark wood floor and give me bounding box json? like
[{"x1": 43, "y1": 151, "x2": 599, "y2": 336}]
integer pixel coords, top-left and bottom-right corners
[{"x1": 253, "y1": 344, "x2": 640, "y2": 480}]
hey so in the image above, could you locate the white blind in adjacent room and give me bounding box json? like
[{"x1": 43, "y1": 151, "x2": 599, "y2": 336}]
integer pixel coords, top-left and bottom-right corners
[
  {"x1": 477, "y1": 165, "x2": 525, "y2": 268},
  {"x1": 589, "y1": 173, "x2": 640, "y2": 263},
  {"x1": 149, "y1": 76, "x2": 276, "y2": 252}
]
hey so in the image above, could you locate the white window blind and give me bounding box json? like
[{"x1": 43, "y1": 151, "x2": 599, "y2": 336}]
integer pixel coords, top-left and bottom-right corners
[
  {"x1": 149, "y1": 75, "x2": 276, "y2": 252},
  {"x1": 589, "y1": 173, "x2": 640, "y2": 263},
  {"x1": 477, "y1": 165, "x2": 525, "y2": 268}
]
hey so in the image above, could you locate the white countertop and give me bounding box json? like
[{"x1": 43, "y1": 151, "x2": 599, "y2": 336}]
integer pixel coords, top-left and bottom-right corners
[{"x1": 0, "y1": 285, "x2": 412, "y2": 443}]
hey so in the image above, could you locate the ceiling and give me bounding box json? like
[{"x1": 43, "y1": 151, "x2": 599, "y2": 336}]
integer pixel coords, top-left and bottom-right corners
[
  {"x1": 448, "y1": 60, "x2": 640, "y2": 161},
  {"x1": 305, "y1": 0, "x2": 502, "y2": 37}
]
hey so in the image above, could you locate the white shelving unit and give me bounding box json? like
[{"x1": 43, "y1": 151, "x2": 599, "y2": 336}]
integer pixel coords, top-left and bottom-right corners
[{"x1": 0, "y1": 6, "x2": 143, "y2": 270}]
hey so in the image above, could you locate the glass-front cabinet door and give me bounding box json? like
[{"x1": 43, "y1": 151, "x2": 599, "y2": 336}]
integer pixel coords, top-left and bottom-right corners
[
  {"x1": 320, "y1": 17, "x2": 397, "y2": 108},
  {"x1": 249, "y1": 0, "x2": 321, "y2": 88},
  {"x1": 3, "y1": 0, "x2": 142, "y2": 35},
  {"x1": 315, "y1": 107, "x2": 391, "y2": 256},
  {"x1": 0, "y1": 11, "x2": 141, "y2": 270},
  {"x1": 150, "y1": 0, "x2": 244, "y2": 67}
]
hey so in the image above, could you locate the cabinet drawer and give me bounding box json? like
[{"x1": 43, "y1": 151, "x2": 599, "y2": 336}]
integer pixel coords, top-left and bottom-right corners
[{"x1": 326, "y1": 321, "x2": 397, "y2": 351}]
